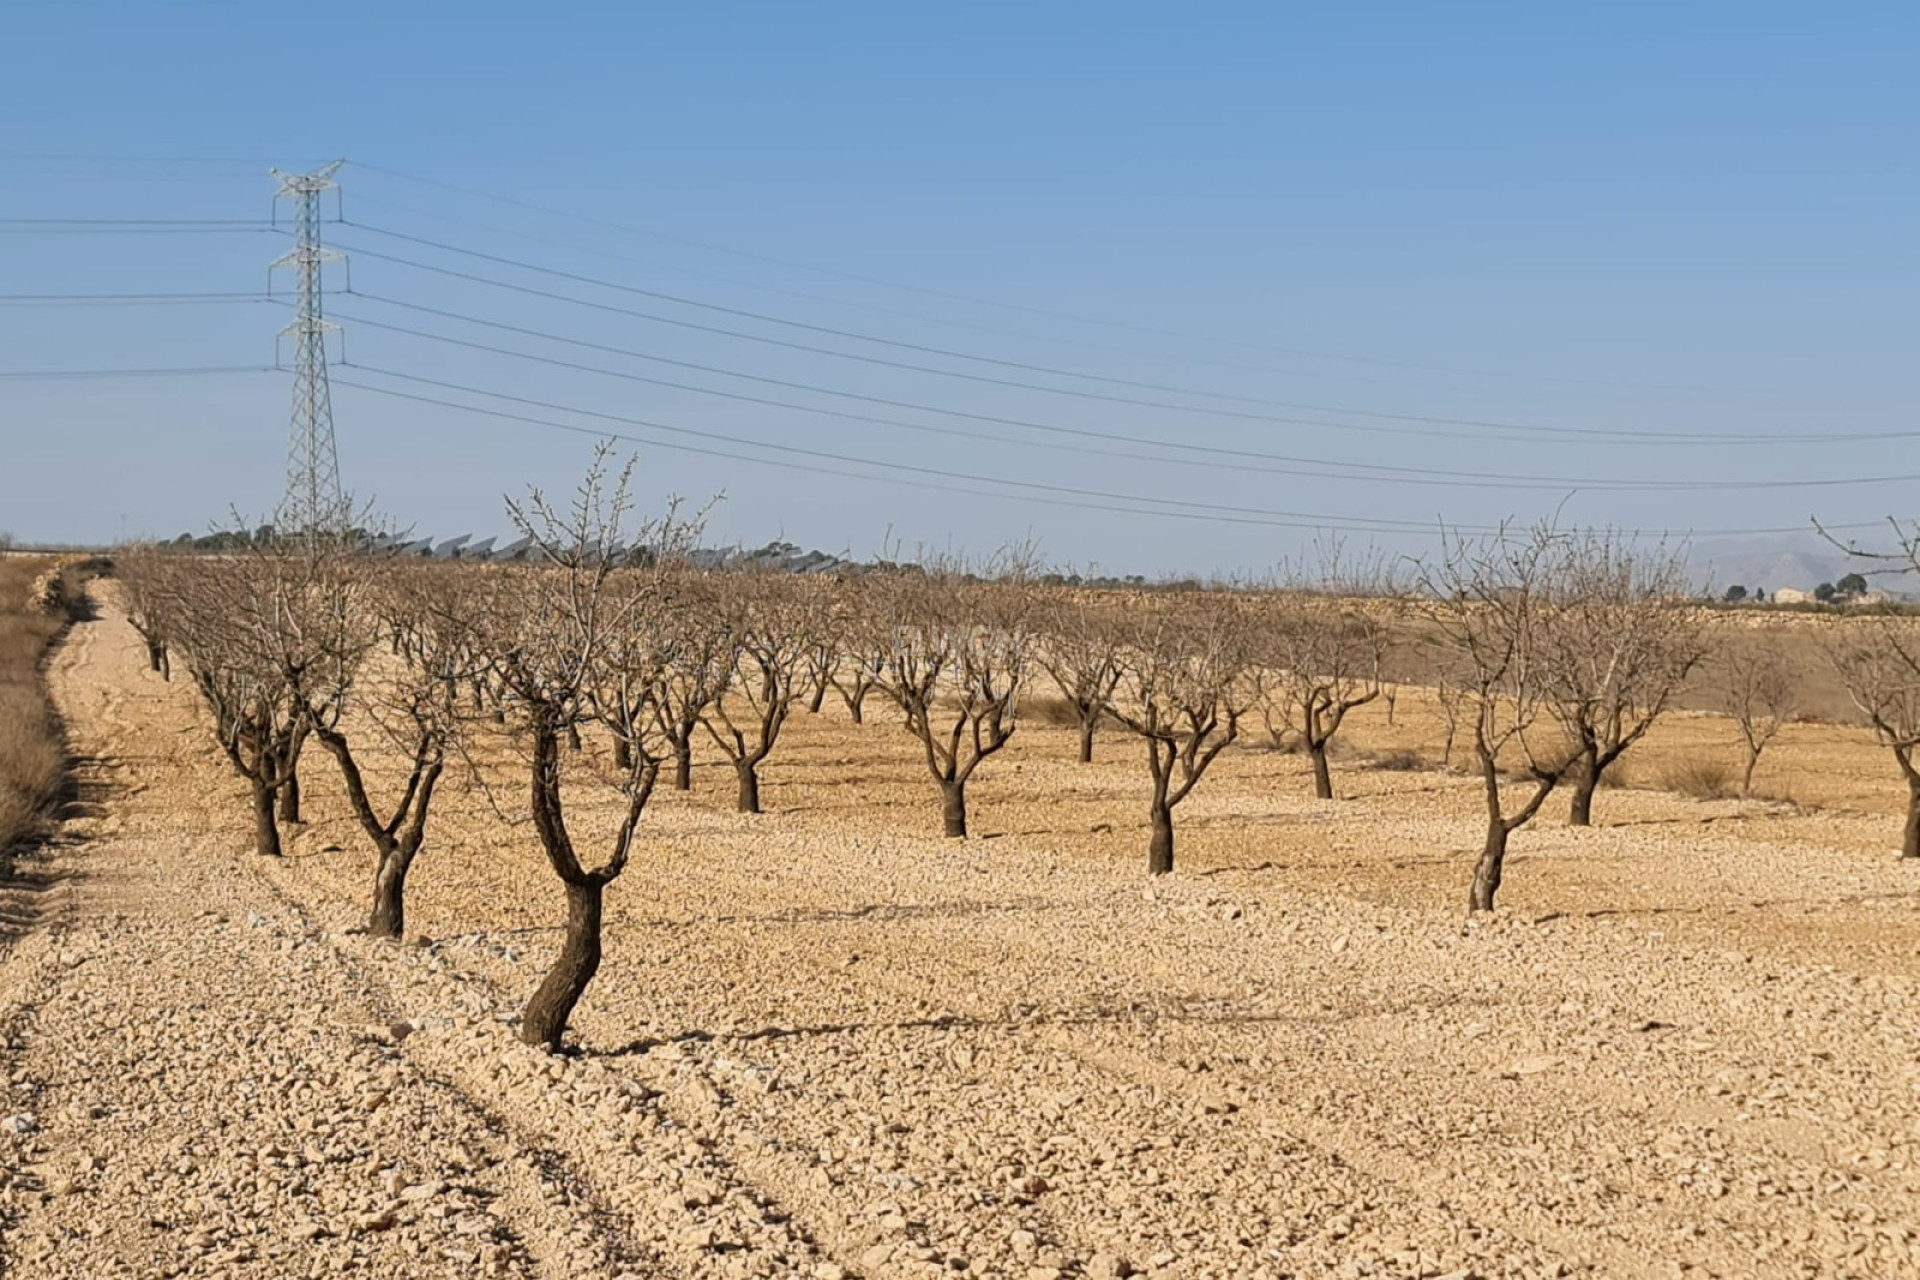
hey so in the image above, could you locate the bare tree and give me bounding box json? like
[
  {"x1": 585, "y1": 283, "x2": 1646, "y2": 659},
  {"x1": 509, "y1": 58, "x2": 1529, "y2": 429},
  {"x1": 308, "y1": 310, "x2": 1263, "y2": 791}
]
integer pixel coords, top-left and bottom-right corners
[
  {"x1": 698, "y1": 572, "x2": 816, "y2": 814},
  {"x1": 1035, "y1": 592, "x2": 1124, "y2": 764},
  {"x1": 1721, "y1": 631, "x2": 1797, "y2": 796},
  {"x1": 166, "y1": 531, "x2": 359, "y2": 857},
  {"x1": 645, "y1": 570, "x2": 732, "y2": 791},
  {"x1": 1420, "y1": 525, "x2": 1582, "y2": 912},
  {"x1": 828, "y1": 587, "x2": 889, "y2": 725},
  {"x1": 480, "y1": 450, "x2": 699, "y2": 1051},
  {"x1": 1257, "y1": 594, "x2": 1389, "y2": 800},
  {"x1": 1828, "y1": 616, "x2": 1920, "y2": 859},
  {"x1": 117, "y1": 542, "x2": 176, "y2": 679},
  {"x1": 1106, "y1": 592, "x2": 1257, "y2": 874},
  {"x1": 870, "y1": 562, "x2": 1033, "y2": 837},
  {"x1": 1536, "y1": 532, "x2": 1705, "y2": 826},
  {"x1": 308, "y1": 561, "x2": 480, "y2": 939}
]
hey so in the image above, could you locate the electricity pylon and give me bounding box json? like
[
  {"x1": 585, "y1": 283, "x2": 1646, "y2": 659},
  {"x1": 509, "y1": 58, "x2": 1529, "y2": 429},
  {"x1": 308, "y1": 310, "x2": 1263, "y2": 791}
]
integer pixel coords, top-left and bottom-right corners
[{"x1": 270, "y1": 160, "x2": 347, "y2": 535}]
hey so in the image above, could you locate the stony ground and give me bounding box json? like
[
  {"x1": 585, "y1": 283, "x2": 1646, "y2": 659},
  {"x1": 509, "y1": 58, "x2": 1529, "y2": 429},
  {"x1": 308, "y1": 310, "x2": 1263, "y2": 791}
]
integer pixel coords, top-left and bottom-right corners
[{"x1": 1, "y1": 592, "x2": 1916, "y2": 1279}]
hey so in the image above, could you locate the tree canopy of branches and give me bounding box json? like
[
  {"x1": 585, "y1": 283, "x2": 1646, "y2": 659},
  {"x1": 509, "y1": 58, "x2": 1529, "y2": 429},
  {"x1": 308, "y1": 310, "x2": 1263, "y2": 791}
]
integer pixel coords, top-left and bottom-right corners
[
  {"x1": 644, "y1": 569, "x2": 733, "y2": 792},
  {"x1": 481, "y1": 450, "x2": 701, "y2": 1050},
  {"x1": 1829, "y1": 617, "x2": 1920, "y2": 859},
  {"x1": 1721, "y1": 632, "x2": 1796, "y2": 797},
  {"x1": 1535, "y1": 533, "x2": 1704, "y2": 826},
  {"x1": 868, "y1": 562, "x2": 1033, "y2": 838},
  {"x1": 1421, "y1": 525, "x2": 1582, "y2": 912},
  {"x1": 1106, "y1": 592, "x2": 1257, "y2": 874}
]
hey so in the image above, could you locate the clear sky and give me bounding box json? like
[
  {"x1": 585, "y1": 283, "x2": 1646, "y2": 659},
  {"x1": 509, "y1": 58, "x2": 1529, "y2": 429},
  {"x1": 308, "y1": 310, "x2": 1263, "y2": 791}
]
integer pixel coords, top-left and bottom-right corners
[{"x1": 1, "y1": 2, "x2": 1914, "y2": 576}]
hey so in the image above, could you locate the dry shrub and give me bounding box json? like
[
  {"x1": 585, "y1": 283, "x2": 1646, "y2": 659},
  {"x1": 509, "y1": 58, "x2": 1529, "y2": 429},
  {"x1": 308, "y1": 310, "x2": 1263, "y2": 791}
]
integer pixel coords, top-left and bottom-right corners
[
  {"x1": 1657, "y1": 757, "x2": 1735, "y2": 801},
  {"x1": 1022, "y1": 694, "x2": 1093, "y2": 728},
  {"x1": 0, "y1": 556, "x2": 78, "y2": 855},
  {"x1": 1362, "y1": 746, "x2": 1424, "y2": 772}
]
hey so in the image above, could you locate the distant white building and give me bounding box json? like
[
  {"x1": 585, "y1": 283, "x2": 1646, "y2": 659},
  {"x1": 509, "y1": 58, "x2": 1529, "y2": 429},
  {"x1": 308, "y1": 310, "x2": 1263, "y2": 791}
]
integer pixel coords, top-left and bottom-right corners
[{"x1": 1772, "y1": 587, "x2": 1812, "y2": 604}]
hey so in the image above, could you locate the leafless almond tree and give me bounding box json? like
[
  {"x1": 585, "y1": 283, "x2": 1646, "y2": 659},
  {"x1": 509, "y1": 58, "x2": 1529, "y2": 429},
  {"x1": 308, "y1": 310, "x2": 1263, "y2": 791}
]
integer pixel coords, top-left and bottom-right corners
[
  {"x1": 1828, "y1": 616, "x2": 1920, "y2": 859},
  {"x1": 117, "y1": 541, "x2": 176, "y2": 679},
  {"x1": 1536, "y1": 532, "x2": 1705, "y2": 826},
  {"x1": 480, "y1": 449, "x2": 701, "y2": 1051},
  {"x1": 1035, "y1": 591, "x2": 1125, "y2": 764},
  {"x1": 1721, "y1": 631, "x2": 1797, "y2": 796},
  {"x1": 869, "y1": 561, "x2": 1033, "y2": 838},
  {"x1": 1257, "y1": 593, "x2": 1388, "y2": 800},
  {"x1": 309, "y1": 561, "x2": 484, "y2": 939},
  {"x1": 1420, "y1": 525, "x2": 1582, "y2": 911},
  {"x1": 698, "y1": 571, "x2": 817, "y2": 814},
  {"x1": 644, "y1": 570, "x2": 732, "y2": 791},
  {"x1": 1105, "y1": 592, "x2": 1257, "y2": 874}
]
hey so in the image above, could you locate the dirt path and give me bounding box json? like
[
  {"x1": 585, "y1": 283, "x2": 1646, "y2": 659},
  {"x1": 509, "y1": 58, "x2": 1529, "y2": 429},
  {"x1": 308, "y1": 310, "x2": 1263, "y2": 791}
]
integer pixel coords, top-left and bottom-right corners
[{"x1": 3, "y1": 590, "x2": 1918, "y2": 1279}]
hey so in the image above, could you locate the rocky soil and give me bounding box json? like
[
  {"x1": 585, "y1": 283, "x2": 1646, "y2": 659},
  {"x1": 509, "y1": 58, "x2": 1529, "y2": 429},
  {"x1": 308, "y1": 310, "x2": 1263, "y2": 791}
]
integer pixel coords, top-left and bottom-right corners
[{"x1": 0, "y1": 592, "x2": 1915, "y2": 1278}]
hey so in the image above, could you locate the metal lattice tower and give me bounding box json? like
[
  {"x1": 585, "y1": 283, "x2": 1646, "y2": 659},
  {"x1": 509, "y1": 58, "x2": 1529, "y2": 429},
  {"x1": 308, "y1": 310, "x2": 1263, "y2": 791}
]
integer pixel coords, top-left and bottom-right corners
[{"x1": 270, "y1": 160, "x2": 347, "y2": 534}]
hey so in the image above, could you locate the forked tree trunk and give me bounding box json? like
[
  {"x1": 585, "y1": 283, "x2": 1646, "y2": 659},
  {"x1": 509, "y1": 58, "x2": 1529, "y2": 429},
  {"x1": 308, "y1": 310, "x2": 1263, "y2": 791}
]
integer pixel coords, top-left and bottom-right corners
[
  {"x1": 941, "y1": 779, "x2": 967, "y2": 838},
  {"x1": 520, "y1": 879, "x2": 604, "y2": 1052},
  {"x1": 1742, "y1": 747, "x2": 1760, "y2": 798},
  {"x1": 368, "y1": 847, "x2": 413, "y2": 940},
  {"x1": 809, "y1": 681, "x2": 828, "y2": 714},
  {"x1": 1309, "y1": 741, "x2": 1333, "y2": 800},
  {"x1": 736, "y1": 761, "x2": 761, "y2": 814},
  {"x1": 848, "y1": 696, "x2": 865, "y2": 726},
  {"x1": 1469, "y1": 817, "x2": 1509, "y2": 912},
  {"x1": 1078, "y1": 715, "x2": 1096, "y2": 764},
  {"x1": 1147, "y1": 800, "x2": 1174, "y2": 876},
  {"x1": 612, "y1": 735, "x2": 632, "y2": 772},
  {"x1": 251, "y1": 780, "x2": 282, "y2": 858},
  {"x1": 674, "y1": 739, "x2": 693, "y2": 791}
]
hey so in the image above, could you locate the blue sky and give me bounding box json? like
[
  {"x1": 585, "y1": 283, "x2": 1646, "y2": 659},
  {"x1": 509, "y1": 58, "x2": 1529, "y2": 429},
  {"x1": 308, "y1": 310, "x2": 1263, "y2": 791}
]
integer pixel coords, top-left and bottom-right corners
[{"x1": 1, "y1": 2, "x2": 1914, "y2": 576}]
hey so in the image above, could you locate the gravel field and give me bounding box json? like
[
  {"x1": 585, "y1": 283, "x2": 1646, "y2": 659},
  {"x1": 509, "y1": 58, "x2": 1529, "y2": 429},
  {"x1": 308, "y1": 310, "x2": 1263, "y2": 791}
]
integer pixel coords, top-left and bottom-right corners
[{"x1": 1, "y1": 590, "x2": 1916, "y2": 1279}]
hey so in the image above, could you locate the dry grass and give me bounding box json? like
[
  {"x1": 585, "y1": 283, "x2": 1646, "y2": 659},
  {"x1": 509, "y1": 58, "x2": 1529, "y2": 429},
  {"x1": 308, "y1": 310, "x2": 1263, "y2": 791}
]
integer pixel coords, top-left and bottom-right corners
[
  {"x1": 1654, "y1": 755, "x2": 1737, "y2": 801},
  {"x1": 0, "y1": 556, "x2": 80, "y2": 856}
]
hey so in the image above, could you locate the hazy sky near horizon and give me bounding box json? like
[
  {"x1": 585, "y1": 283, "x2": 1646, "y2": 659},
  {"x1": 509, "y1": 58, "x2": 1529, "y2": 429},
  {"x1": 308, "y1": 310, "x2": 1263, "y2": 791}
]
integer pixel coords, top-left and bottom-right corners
[{"x1": 1, "y1": 2, "x2": 1915, "y2": 575}]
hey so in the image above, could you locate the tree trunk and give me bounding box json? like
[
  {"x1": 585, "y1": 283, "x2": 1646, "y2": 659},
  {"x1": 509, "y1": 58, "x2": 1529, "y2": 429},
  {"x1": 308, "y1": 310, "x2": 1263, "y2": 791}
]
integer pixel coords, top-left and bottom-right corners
[
  {"x1": 1905, "y1": 779, "x2": 1920, "y2": 859},
  {"x1": 251, "y1": 781, "x2": 282, "y2": 858},
  {"x1": 1310, "y1": 742, "x2": 1333, "y2": 800},
  {"x1": 1568, "y1": 754, "x2": 1598, "y2": 827},
  {"x1": 1468, "y1": 818, "x2": 1508, "y2": 912},
  {"x1": 849, "y1": 696, "x2": 865, "y2": 725},
  {"x1": 1078, "y1": 716, "x2": 1096, "y2": 764},
  {"x1": 808, "y1": 681, "x2": 827, "y2": 714},
  {"x1": 145, "y1": 641, "x2": 164, "y2": 674},
  {"x1": 612, "y1": 735, "x2": 632, "y2": 772},
  {"x1": 567, "y1": 721, "x2": 583, "y2": 752},
  {"x1": 674, "y1": 738, "x2": 693, "y2": 791},
  {"x1": 941, "y1": 779, "x2": 967, "y2": 838},
  {"x1": 278, "y1": 764, "x2": 301, "y2": 824},
  {"x1": 1742, "y1": 747, "x2": 1760, "y2": 798},
  {"x1": 736, "y1": 761, "x2": 761, "y2": 814},
  {"x1": 520, "y1": 879, "x2": 604, "y2": 1052},
  {"x1": 1147, "y1": 801, "x2": 1174, "y2": 875},
  {"x1": 368, "y1": 847, "x2": 411, "y2": 940}
]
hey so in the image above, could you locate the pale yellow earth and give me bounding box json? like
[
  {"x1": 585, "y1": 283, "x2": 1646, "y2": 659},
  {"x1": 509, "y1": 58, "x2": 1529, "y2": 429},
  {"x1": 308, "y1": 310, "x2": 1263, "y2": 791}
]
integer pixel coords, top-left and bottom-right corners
[{"x1": 1, "y1": 588, "x2": 1916, "y2": 1279}]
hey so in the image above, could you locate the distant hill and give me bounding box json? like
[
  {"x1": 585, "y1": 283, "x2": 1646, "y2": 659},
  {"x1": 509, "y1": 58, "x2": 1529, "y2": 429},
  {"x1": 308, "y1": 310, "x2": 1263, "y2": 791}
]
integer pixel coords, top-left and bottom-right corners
[{"x1": 1687, "y1": 531, "x2": 1917, "y2": 598}]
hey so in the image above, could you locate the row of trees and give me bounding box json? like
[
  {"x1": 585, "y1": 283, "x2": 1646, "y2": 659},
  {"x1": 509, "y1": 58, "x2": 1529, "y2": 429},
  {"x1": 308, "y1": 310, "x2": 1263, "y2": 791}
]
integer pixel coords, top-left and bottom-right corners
[{"x1": 118, "y1": 457, "x2": 1920, "y2": 1052}]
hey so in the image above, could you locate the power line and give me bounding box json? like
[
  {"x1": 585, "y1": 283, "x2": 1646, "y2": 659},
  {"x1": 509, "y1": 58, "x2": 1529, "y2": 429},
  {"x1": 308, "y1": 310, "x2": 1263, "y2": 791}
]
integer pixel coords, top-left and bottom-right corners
[
  {"x1": 0, "y1": 292, "x2": 271, "y2": 306},
  {"x1": 0, "y1": 217, "x2": 271, "y2": 226},
  {"x1": 332, "y1": 298, "x2": 1920, "y2": 491},
  {"x1": 350, "y1": 160, "x2": 1755, "y2": 395},
  {"x1": 0, "y1": 365, "x2": 278, "y2": 380},
  {"x1": 330, "y1": 365, "x2": 1887, "y2": 542},
  {"x1": 335, "y1": 363, "x2": 1487, "y2": 533},
  {"x1": 335, "y1": 229, "x2": 1887, "y2": 446}
]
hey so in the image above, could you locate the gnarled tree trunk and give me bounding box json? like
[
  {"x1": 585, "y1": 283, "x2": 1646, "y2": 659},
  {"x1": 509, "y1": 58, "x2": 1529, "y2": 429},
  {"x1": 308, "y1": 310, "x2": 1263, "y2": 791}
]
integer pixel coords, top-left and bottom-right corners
[
  {"x1": 736, "y1": 760, "x2": 761, "y2": 814},
  {"x1": 1469, "y1": 816, "x2": 1508, "y2": 912},
  {"x1": 1567, "y1": 748, "x2": 1600, "y2": 827},
  {"x1": 1078, "y1": 713, "x2": 1096, "y2": 764},
  {"x1": 521, "y1": 879, "x2": 604, "y2": 1052},
  {"x1": 1148, "y1": 800, "x2": 1174, "y2": 876},
  {"x1": 941, "y1": 779, "x2": 967, "y2": 838},
  {"x1": 369, "y1": 848, "x2": 414, "y2": 940},
  {"x1": 250, "y1": 780, "x2": 281, "y2": 858},
  {"x1": 1309, "y1": 741, "x2": 1333, "y2": 800}
]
